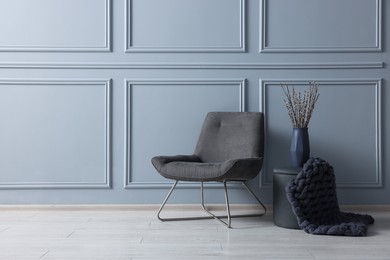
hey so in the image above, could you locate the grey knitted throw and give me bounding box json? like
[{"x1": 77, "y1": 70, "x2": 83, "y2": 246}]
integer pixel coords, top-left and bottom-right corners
[{"x1": 286, "y1": 157, "x2": 374, "y2": 236}]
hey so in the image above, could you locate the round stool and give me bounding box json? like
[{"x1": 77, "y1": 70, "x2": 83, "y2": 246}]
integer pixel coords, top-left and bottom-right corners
[{"x1": 273, "y1": 167, "x2": 301, "y2": 229}]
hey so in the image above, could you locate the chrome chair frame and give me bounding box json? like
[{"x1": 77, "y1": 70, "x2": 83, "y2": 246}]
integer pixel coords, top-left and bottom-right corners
[{"x1": 157, "y1": 180, "x2": 267, "y2": 228}]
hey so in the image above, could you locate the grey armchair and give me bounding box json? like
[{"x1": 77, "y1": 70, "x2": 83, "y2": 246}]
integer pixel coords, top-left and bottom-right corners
[{"x1": 151, "y1": 112, "x2": 266, "y2": 228}]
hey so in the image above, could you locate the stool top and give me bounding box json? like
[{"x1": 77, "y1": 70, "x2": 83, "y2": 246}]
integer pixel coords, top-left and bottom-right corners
[{"x1": 274, "y1": 166, "x2": 302, "y2": 175}]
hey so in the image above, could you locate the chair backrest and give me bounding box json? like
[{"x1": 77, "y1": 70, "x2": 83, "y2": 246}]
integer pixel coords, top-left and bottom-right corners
[{"x1": 194, "y1": 112, "x2": 264, "y2": 162}]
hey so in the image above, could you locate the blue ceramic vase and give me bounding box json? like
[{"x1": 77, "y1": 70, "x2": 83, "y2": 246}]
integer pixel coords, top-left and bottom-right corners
[{"x1": 290, "y1": 128, "x2": 310, "y2": 167}]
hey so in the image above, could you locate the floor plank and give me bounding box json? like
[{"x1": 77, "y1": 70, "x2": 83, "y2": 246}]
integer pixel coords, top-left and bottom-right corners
[{"x1": 0, "y1": 206, "x2": 388, "y2": 259}]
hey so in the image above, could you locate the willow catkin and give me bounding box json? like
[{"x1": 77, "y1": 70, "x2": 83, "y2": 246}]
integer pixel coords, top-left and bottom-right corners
[{"x1": 282, "y1": 82, "x2": 319, "y2": 128}]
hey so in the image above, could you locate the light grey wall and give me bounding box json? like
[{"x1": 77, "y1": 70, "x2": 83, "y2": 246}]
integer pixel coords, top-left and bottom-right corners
[{"x1": 0, "y1": 0, "x2": 388, "y2": 205}]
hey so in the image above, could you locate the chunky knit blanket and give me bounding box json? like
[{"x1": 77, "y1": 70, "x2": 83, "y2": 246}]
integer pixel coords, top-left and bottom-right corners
[{"x1": 285, "y1": 157, "x2": 374, "y2": 236}]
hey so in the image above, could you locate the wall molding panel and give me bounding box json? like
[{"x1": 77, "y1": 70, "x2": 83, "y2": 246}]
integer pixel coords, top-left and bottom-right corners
[
  {"x1": 260, "y1": 79, "x2": 382, "y2": 188},
  {"x1": 0, "y1": 0, "x2": 111, "y2": 52},
  {"x1": 124, "y1": 79, "x2": 245, "y2": 189},
  {"x1": 125, "y1": 0, "x2": 245, "y2": 53},
  {"x1": 0, "y1": 62, "x2": 384, "y2": 70},
  {"x1": 260, "y1": 0, "x2": 382, "y2": 53},
  {"x1": 0, "y1": 0, "x2": 387, "y2": 204},
  {"x1": 0, "y1": 79, "x2": 111, "y2": 189}
]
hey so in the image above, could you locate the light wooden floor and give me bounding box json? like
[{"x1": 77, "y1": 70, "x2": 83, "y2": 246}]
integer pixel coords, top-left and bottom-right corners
[{"x1": 0, "y1": 205, "x2": 389, "y2": 260}]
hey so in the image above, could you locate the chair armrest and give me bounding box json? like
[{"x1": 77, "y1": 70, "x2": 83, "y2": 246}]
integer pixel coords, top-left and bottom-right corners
[
  {"x1": 221, "y1": 157, "x2": 264, "y2": 181},
  {"x1": 151, "y1": 155, "x2": 201, "y2": 172}
]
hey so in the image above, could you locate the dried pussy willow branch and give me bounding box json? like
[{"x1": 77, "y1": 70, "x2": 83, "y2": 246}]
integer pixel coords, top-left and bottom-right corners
[{"x1": 282, "y1": 82, "x2": 319, "y2": 128}]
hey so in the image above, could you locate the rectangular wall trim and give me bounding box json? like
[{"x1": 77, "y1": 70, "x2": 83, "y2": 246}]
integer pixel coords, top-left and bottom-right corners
[
  {"x1": 0, "y1": 0, "x2": 111, "y2": 52},
  {"x1": 125, "y1": 0, "x2": 245, "y2": 53},
  {"x1": 259, "y1": 79, "x2": 382, "y2": 188},
  {"x1": 0, "y1": 79, "x2": 112, "y2": 189},
  {"x1": 124, "y1": 79, "x2": 245, "y2": 188},
  {"x1": 260, "y1": 0, "x2": 382, "y2": 53}
]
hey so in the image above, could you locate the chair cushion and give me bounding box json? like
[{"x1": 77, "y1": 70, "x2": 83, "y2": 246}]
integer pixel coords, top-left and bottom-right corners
[{"x1": 152, "y1": 155, "x2": 263, "y2": 182}]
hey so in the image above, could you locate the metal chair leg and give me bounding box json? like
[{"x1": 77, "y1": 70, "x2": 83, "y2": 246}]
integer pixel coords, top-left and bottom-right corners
[
  {"x1": 242, "y1": 182, "x2": 267, "y2": 216},
  {"x1": 157, "y1": 180, "x2": 215, "y2": 222},
  {"x1": 201, "y1": 181, "x2": 232, "y2": 228},
  {"x1": 157, "y1": 180, "x2": 266, "y2": 228},
  {"x1": 201, "y1": 181, "x2": 267, "y2": 228},
  {"x1": 157, "y1": 180, "x2": 178, "y2": 222},
  {"x1": 224, "y1": 181, "x2": 232, "y2": 227}
]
